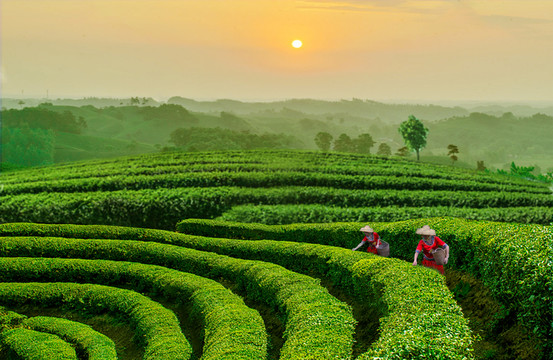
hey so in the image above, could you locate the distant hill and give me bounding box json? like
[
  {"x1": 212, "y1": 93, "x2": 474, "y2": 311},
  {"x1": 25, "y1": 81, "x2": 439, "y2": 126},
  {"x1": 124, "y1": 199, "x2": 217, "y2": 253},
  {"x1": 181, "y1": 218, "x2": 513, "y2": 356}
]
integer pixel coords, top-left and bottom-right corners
[
  {"x1": 167, "y1": 97, "x2": 469, "y2": 123},
  {"x1": 425, "y1": 112, "x2": 553, "y2": 172},
  {"x1": 2, "y1": 98, "x2": 552, "y2": 172}
]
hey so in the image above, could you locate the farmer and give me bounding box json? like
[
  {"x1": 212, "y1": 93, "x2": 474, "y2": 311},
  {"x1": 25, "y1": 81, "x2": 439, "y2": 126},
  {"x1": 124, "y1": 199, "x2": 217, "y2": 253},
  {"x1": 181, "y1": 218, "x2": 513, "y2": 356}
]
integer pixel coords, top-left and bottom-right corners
[
  {"x1": 352, "y1": 225, "x2": 382, "y2": 255},
  {"x1": 412, "y1": 225, "x2": 449, "y2": 275}
]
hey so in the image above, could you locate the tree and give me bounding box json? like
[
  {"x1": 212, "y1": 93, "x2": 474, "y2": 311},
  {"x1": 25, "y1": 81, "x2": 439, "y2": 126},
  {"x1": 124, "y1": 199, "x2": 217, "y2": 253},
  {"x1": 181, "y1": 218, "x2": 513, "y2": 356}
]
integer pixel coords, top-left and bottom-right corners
[
  {"x1": 314, "y1": 132, "x2": 333, "y2": 152},
  {"x1": 3, "y1": 125, "x2": 55, "y2": 167},
  {"x1": 398, "y1": 115, "x2": 429, "y2": 161},
  {"x1": 447, "y1": 144, "x2": 459, "y2": 165},
  {"x1": 476, "y1": 160, "x2": 486, "y2": 172},
  {"x1": 377, "y1": 143, "x2": 391, "y2": 157},
  {"x1": 352, "y1": 133, "x2": 375, "y2": 154},
  {"x1": 395, "y1": 146, "x2": 409, "y2": 157},
  {"x1": 333, "y1": 133, "x2": 354, "y2": 152},
  {"x1": 509, "y1": 162, "x2": 535, "y2": 179}
]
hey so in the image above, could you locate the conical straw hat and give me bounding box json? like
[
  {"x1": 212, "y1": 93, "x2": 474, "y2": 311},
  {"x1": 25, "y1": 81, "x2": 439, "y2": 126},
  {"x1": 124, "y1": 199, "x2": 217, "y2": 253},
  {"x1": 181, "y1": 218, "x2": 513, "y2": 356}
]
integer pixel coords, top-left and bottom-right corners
[
  {"x1": 359, "y1": 225, "x2": 374, "y2": 233},
  {"x1": 416, "y1": 225, "x2": 436, "y2": 236}
]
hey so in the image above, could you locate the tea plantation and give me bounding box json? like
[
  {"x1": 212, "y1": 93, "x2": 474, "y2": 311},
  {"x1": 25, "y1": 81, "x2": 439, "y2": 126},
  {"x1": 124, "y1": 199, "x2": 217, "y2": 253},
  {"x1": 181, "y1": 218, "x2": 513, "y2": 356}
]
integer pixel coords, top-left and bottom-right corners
[{"x1": 0, "y1": 150, "x2": 551, "y2": 359}]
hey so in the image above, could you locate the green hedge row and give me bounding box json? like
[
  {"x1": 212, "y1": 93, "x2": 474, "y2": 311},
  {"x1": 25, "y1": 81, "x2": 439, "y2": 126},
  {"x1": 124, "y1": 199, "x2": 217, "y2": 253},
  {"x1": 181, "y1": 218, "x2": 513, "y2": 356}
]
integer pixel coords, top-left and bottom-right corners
[
  {"x1": 0, "y1": 327, "x2": 77, "y2": 360},
  {"x1": 0, "y1": 223, "x2": 474, "y2": 359},
  {"x1": 2, "y1": 169, "x2": 548, "y2": 196},
  {"x1": 0, "y1": 230, "x2": 355, "y2": 360},
  {"x1": 1, "y1": 187, "x2": 551, "y2": 230},
  {"x1": 0, "y1": 282, "x2": 191, "y2": 360},
  {"x1": 21, "y1": 317, "x2": 117, "y2": 360},
  {"x1": 0, "y1": 257, "x2": 267, "y2": 360},
  {"x1": 177, "y1": 217, "x2": 553, "y2": 357},
  {"x1": 0, "y1": 307, "x2": 116, "y2": 360},
  {"x1": 217, "y1": 204, "x2": 553, "y2": 225},
  {"x1": 3, "y1": 156, "x2": 544, "y2": 190}
]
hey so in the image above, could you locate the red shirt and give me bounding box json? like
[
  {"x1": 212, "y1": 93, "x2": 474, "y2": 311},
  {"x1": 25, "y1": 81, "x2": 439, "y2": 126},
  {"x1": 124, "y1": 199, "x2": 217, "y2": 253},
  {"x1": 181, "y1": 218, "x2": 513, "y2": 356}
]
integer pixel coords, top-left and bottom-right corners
[
  {"x1": 416, "y1": 236, "x2": 447, "y2": 260},
  {"x1": 362, "y1": 232, "x2": 381, "y2": 248}
]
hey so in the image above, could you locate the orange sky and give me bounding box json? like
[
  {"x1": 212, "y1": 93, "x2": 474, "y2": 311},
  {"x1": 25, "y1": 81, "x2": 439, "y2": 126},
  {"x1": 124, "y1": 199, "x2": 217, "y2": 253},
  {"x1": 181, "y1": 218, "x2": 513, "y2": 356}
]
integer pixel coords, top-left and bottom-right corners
[{"x1": 2, "y1": 0, "x2": 552, "y2": 103}]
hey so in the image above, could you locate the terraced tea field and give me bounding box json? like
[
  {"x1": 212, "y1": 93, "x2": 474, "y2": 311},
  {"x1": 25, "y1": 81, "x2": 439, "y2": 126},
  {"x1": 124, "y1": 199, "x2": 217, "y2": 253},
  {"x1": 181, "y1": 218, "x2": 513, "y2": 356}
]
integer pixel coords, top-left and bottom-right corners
[
  {"x1": 0, "y1": 150, "x2": 552, "y2": 228},
  {"x1": 0, "y1": 150, "x2": 551, "y2": 359}
]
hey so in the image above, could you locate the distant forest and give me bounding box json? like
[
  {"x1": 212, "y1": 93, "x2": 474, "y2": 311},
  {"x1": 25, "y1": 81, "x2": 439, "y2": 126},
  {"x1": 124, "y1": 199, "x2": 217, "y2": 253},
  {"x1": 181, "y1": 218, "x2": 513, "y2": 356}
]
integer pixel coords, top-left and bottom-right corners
[{"x1": 1, "y1": 98, "x2": 552, "y2": 173}]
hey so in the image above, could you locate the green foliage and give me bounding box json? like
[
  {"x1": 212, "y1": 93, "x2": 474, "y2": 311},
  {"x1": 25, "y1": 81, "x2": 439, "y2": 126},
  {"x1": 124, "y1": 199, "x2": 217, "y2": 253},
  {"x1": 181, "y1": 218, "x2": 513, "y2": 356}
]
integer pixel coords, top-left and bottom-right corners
[
  {"x1": 510, "y1": 161, "x2": 535, "y2": 178},
  {"x1": 0, "y1": 150, "x2": 550, "y2": 230},
  {"x1": 448, "y1": 144, "x2": 459, "y2": 165},
  {"x1": 2, "y1": 107, "x2": 86, "y2": 134},
  {"x1": 217, "y1": 204, "x2": 553, "y2": 226},
  {"x1": 169, "y1": 127, "x2": 300, "y2": 151},
  {"x1": 398, "y1": 115, "x2": 429, "y2": 160},
  {"x1": 333, "y1": 133, "x2": 375, "y2": 154},
  {"x1": 488, "y1": 162, "x2": 553, "y2": 183},
  {"x1": 0, "y1": 328, "x2": 77, "y2": 360},
  {"x1": 0, "y1": 222, "x2": 473, "y2": 359},
  {"x1": 352, "y1": 133, "x2": 375, "y2": 154},
  {"x1": 476, "y1": 160, "x2": 486, "y2": 172},
  {"x1": 333, "y1": 133, "x2": 353, "y2": 152},
  {"x1": 0, "y1": 225, "x2": 355, "y2": 360},
  {"x1": 314, "y1": 131, "x2": 333, "y2": 151},
  {"x1": 377, "y1": 143, "x2": 391, "y2": 156},
  {"x1": 395, "y1": 146, "x2": 409, "y2": 157},
  {"x1": 2, "y1": 186, "x2": 552, "y2": 230},
  {"x1": 0, "y1": 282, "x2": 191, "y2": 360},
  {"x1": 0, "y1": 257, "x2": 267, "y2": 360},
  {"x1": 2, "y1": 125, "x2": 55, "y2": 167},
  {"x1": 175, "y1": 217, "x2": 552, "y2": 357},
  {"x1": 140, "y1": 104, "x2": 199, "y2": 125},
  {"x1": 21, "y1": 317, "x2": 117, "y2": 360}
]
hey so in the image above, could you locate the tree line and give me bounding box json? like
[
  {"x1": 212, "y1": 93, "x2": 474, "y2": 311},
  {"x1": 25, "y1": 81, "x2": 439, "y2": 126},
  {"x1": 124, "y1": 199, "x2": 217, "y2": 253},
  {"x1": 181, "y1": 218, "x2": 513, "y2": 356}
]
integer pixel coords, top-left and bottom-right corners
[
  {"x1": 313, "y1": 115, "x2": 476, "y2": 170},
  {"x1": 314, "y1": 115, "x2": 429, "y2": 159}
]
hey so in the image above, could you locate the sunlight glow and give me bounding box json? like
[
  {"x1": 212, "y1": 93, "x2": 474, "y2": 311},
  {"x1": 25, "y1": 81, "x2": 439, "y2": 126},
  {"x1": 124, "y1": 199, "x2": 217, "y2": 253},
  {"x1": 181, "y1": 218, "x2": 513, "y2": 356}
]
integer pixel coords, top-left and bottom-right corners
[{"x1": 292, "y1": 39, "x2": 303, "y2": 48}]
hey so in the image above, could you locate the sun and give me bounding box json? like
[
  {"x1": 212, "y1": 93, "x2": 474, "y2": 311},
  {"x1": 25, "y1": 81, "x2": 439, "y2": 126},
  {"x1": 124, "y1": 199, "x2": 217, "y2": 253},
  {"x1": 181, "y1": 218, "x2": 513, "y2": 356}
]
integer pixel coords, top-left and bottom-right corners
[{"x1": 291, "y1": 39, "x2": 303, "y2": 49}]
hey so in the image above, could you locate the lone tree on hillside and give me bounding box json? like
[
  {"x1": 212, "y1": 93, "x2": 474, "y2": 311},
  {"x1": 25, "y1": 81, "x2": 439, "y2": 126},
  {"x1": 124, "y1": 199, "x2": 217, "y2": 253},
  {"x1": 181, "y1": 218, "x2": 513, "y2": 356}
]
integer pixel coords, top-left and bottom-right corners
[
  {"x1": 314, "y1": 132, "x2": 333, "y2": 152},
  {"x1": 398, "y1": 115, "x2": 429, "y2": 161},
  {"x1": 447, "y1": 144, "x2": 459, "y2": 165},
  {"x1": 377, "y1": 143, "x2": 392, "y2": 157}
]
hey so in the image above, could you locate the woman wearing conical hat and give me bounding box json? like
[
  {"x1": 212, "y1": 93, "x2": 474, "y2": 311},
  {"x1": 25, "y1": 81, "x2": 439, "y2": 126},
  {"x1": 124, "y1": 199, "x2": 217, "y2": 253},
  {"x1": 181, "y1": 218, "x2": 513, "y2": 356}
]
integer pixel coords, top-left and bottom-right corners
[
  {"x1": 352, "y1": 225, "x2": 382, "y2": 255},
  {"x1": 412, "y1": 225, "x2": 449, "y2": 275}
]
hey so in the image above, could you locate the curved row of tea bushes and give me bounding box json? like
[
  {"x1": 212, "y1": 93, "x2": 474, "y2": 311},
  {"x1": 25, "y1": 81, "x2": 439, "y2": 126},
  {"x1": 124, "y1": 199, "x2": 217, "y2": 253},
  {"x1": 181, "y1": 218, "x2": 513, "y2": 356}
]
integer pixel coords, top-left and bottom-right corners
[
  {"x1": 0, "y1": 307, "x2": 116, "y2": 360},
  {"x1": 217, "y1": 204, "x2": 553, "y2": 225},
  {"x1": 0, "y1": 282, "x2": 191, "y2": 360},
  {"x1": 1, "y1": 161, "x2": 529, "y2": 187},
  {"x1": 1, "y1": 187, "x2": 552, "y2": 230},
  {"x1": 21, "y1": 316, "x2": 117, "y2": 360},
  {"x1": 0, "y1": 257, "x2": 267, "y2": 360},
  {"x1": 0, "y1": 232, "x2": 355, "y2": 360},
  {"x1": 2, "y1": 170, "x2": 548, "y2": 196},
  {"x1": 2, "y1": 150, "x2": 545, "y2": 190},
  {"x1": 0, "y1": 308, "x2": 27, "y2": 330},
  {"x1": 0, "y1": 223, "x2": 474, "y2": 359},
  {"x1": 177, "y1": 217, "x2": 553, "y2": 357},
  {"x1": 0, "y1": 327, "x2": 77, "y2": 360}
]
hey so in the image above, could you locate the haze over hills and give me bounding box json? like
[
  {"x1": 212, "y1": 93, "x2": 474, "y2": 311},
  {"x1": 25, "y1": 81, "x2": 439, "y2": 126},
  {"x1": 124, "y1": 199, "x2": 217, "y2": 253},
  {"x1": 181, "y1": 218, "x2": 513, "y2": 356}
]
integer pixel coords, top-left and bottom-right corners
[
  {"x1": 4, "y1": 97, "x2": 553, "y2": 119},
  {"x1": 1, "y1": 97, "x2": 552, "y2": 172}
]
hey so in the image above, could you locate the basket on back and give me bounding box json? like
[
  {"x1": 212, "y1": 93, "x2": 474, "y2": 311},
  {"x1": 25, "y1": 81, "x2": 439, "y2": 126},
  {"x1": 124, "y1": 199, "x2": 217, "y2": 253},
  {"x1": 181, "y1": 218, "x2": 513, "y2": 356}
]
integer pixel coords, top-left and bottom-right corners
[
  {"x1": 432, "y1": 248, "x2": 446, "y2": 265},
  {"x1": 377, "y1": 241, "x2": 390, "y2": 257}
]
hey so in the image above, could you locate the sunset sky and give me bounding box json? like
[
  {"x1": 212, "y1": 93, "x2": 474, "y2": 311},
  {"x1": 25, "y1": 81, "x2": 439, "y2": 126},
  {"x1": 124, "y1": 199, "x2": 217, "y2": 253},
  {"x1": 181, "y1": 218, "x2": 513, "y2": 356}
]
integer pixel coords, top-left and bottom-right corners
[{"x1": 2, "y1": 0, "x2": 553, "y2": 103}]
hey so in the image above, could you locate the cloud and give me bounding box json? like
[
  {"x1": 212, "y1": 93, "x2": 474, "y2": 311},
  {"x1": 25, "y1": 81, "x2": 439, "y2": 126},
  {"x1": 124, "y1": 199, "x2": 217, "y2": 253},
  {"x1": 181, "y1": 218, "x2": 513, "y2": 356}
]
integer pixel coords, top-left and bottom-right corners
[
  {"x1": 296, "y1": 0, "x2": 452, "y2": 13},
  {"x1": 299, "y1": 0, "x2": 416, "y2": 6},
  {"x1": 482, "y1": 14, "x2": 553, "y2": 26}
]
